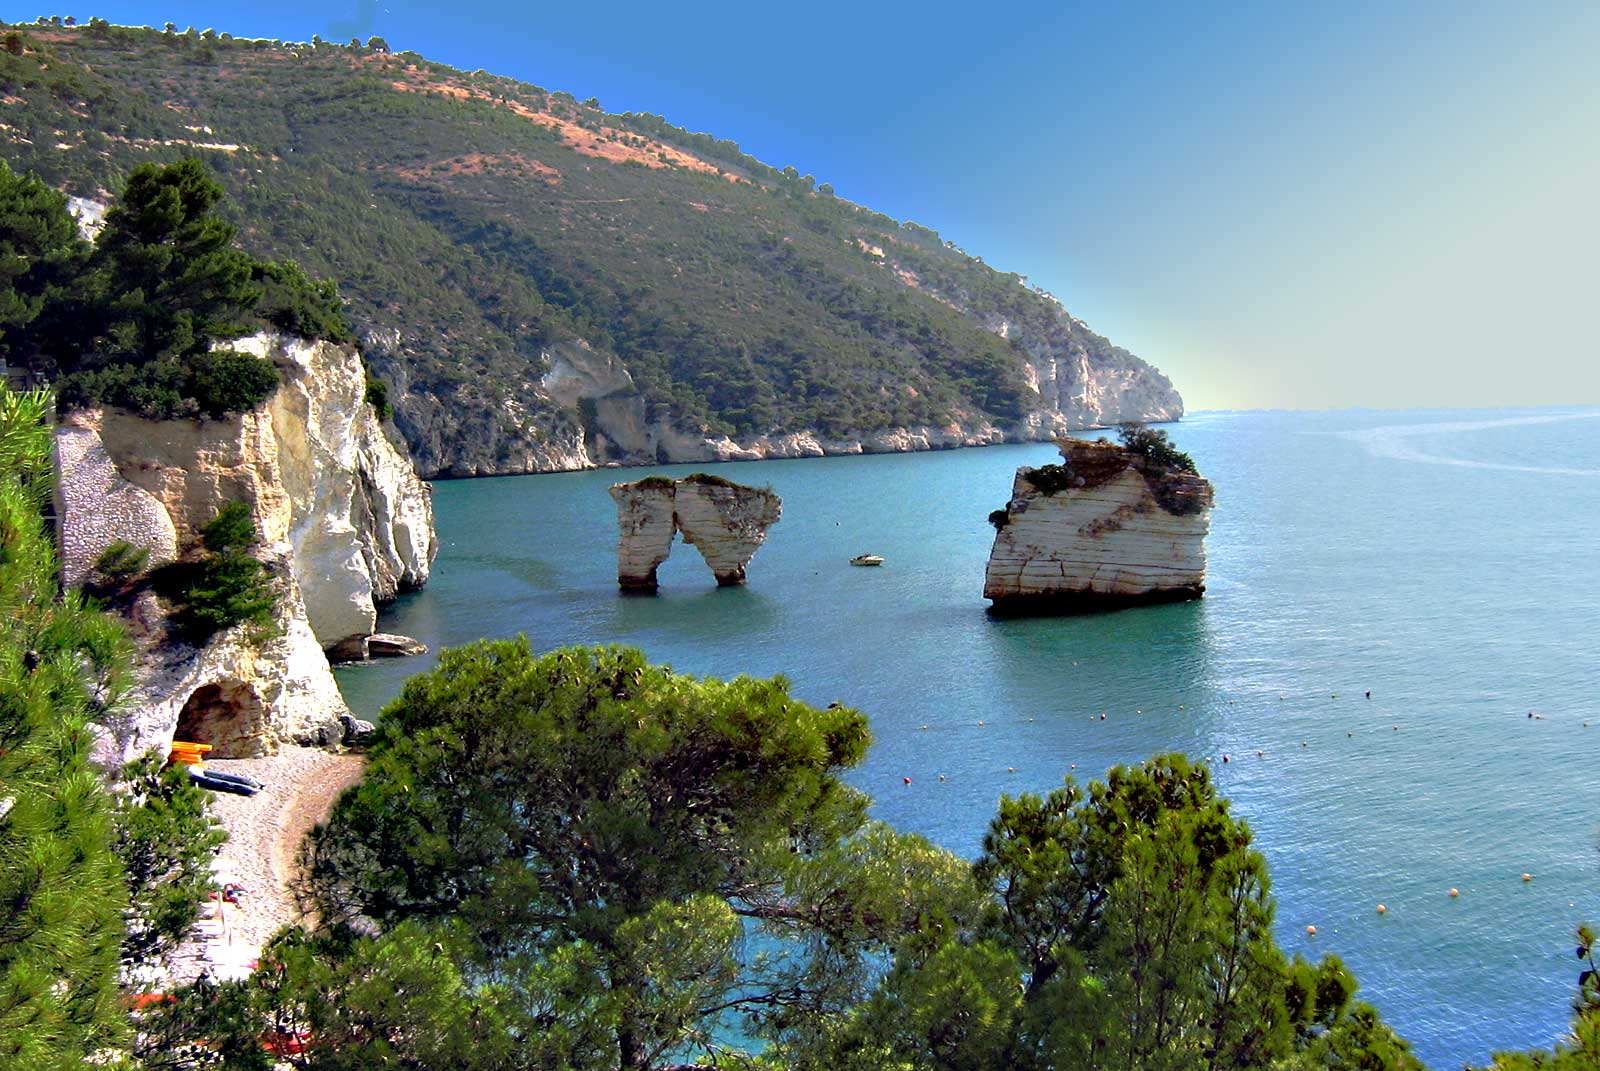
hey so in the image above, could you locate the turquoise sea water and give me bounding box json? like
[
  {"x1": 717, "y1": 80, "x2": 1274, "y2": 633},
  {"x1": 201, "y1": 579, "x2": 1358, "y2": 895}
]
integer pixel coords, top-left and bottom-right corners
[{"x1": 336, "y1": 407, "x2": 1600, "y2": 1067}]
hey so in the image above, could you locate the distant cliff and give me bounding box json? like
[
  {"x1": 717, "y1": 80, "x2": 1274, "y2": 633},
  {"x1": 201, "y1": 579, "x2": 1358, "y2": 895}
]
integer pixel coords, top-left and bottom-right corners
[
  {"x1": 984, "y1": 437, "x2": 1212, "y2": 614},
  {"x1": 8, "y1": 25, "x2": 1182, "y2": 477},
  {"x1": 54, "y1": 334, "x2": 437, "y2": 760}
]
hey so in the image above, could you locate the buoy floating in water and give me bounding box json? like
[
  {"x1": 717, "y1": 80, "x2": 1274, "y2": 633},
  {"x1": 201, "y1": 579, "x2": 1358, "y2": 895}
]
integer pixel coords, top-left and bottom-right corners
[
  {"x1": 1007, "y1": 767, "x2": 1016, "y2": 773},
  {"x1": 1522, "y1": 873, "x2": 1533, "y2": 882},
  {"x1": 1376, "y1": 904, "x2": 1386, "y2": 914},
  {"x1": 902, "y1": 777, "x2": 912, "y2": 785},
  {"x1": 1306, "y1": 925, "x2": 1317, "y2": 936},
  {"x1": 1449, "y1": 888, "x2": 1460, "y2": 898}
]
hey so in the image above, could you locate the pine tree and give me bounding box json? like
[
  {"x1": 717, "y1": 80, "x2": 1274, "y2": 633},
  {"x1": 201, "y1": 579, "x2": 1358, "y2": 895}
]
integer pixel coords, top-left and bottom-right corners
[
  {"x1": 86, "y1": 158, "x2": 261, "y2": 367},
  {"x1": 0, "y1": 386, "x2": 131, "y2": 1069},
  {"x1": 0, "y1": 161, "x2": 90, "y2": 364}
]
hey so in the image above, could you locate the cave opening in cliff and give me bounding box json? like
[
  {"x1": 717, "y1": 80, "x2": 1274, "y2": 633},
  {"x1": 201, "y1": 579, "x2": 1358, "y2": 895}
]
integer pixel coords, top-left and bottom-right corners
[{"x1": 174, "y1": 680, "x2": 266, "y2": 758}]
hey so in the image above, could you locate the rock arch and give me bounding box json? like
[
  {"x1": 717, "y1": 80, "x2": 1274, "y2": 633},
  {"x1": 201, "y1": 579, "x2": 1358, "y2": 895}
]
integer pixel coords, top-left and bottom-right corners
[
  {"x1": 173, "y1": 679, "x2": 267, "y2": 758},
  {"x1": 610, "y1": 475, "x2": 781, "y2": 590}
]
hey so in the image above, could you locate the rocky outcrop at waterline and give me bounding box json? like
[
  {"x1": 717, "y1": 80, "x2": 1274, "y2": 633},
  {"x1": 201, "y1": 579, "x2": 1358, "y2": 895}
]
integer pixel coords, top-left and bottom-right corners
[
  {"x1": 983, "y1": 437, "x2": 1213, "y2": 614},
  {"x1": 365, "y1": 330, "x2": 1183, "y2": 479},
  {"x1": 610, "y1": 474, "x2": 781, "y2": 590},
  {"x1": 53, "y1": 333, "x2": 438, "y2": 760}
]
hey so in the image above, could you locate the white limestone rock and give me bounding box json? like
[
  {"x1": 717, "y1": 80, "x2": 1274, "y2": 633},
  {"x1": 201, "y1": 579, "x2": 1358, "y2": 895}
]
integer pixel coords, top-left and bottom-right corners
[
  {"x1": 672, "y1": 477, "x2": 783, "y2": 587},
  {"x1": 53, "y1": 333, "x2": 439, "y2": 759},
  {"x1": 609, "y1": 480, "x2": 679, "y2": 590},
  {"x1": 243, "y1": 333, "x2": 436, "y2": 650},
  {"x1": 609, "y1": 475, "x2": 781, "y2": 589},
  {"x1": 984, "y1": 437, "x2": 1212, "y2": 613}
]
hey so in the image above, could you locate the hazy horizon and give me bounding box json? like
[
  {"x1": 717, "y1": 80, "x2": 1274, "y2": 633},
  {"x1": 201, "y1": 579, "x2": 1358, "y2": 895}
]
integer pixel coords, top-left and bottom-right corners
[{"x1": 16, "y1": 0, "x2": 1599, "y2": 412}]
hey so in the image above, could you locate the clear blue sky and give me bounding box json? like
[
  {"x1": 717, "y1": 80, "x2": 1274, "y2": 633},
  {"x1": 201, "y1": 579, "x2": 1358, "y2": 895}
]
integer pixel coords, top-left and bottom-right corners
[{"x1": 11, "y1": 0, "x2": 1599, "y2": 410}]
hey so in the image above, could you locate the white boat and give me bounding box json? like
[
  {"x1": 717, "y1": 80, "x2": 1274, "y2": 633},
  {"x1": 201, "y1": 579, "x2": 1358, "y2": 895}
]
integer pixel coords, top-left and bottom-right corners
[{"x1": 849, "y1": 554, "x2": 884, "y2": 566}]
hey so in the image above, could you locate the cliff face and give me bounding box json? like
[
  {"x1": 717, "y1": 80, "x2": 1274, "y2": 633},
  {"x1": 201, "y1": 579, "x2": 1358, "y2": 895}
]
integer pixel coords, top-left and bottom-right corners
[
  {"x1": 368, "y1": 329, "x2": 1109, "y2": 478},
  {"x1": 984, "y1": 438, "x2": 1212, "y2": 614},
  {"x1": 249, "y1": 334, "x2": 436, "y2": 656},
  {"x1": 610, "y1": 476, "x2": 781, "y2": 589},
  {"x1": 53, "y1": 333, "x2": 437, "y2": 760}
]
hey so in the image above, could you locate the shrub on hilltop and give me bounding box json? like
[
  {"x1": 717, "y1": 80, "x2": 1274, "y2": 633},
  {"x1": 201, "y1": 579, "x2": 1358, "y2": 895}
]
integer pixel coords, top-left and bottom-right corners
[
  {"x1": 1022, "y1": 461, "x2": 1078, "y2": 495},
  {"x1": 1117, "y1": 419, "x2": 1197, "y2": 474}
]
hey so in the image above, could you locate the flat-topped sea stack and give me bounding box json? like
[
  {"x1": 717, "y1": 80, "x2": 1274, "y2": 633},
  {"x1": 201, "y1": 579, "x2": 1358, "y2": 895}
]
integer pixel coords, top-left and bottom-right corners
[
  {"x1": 610, "y1": 474, "x2": 781, "y2": 590},
  {"x1": 984, "y1": 433, "x2": 1213, "y2": 615}
]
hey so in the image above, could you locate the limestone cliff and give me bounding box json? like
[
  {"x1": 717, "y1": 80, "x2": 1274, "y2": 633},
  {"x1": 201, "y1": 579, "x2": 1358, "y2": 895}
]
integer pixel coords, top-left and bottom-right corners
[
  {"x1": 53, "y1": 333, "x2": 437, "y2": 760},
  {"x1": 610, "y1": 475, "x2": 781, "y2": 590},
  {"x1": 984, "y1": 438, "x2": 1212, "y2": 614},
  {"x1": 363, "y1": 325, "x2": 1181, "y2": 478}
]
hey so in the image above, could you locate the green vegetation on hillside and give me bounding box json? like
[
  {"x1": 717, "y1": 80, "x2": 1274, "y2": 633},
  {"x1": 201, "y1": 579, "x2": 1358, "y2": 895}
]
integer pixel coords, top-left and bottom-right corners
[{"x1": 0, "y1": 24, "x2": 1174, "y2": 474}]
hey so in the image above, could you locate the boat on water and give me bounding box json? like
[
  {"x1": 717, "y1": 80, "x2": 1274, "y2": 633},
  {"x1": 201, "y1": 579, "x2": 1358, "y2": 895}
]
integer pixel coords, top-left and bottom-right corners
[{"x1": 849, "y1": 554, "x2": 885, "y2": 567}]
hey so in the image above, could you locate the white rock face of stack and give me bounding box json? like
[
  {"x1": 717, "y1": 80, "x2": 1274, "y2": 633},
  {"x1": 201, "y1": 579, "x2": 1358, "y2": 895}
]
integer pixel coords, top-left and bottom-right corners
[{"x1": 983, "y1": 440, "x2": 1211, "y2": 608}]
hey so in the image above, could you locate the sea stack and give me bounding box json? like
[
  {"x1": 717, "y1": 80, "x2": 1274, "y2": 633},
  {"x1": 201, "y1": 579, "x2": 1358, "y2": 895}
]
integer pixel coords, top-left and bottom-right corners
[
  {"x1": 610, "y1": 473, "x2": 781, "y2": 590},
  {"x1": 983, "y1": 433, "x2": 1213, "y2": 614}
]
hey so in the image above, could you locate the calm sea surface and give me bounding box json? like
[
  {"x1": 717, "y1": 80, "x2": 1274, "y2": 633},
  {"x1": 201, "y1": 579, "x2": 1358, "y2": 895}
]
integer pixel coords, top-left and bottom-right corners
[{"x1": 337, "y1": 407, "x2": 1600, "y2": 1067}]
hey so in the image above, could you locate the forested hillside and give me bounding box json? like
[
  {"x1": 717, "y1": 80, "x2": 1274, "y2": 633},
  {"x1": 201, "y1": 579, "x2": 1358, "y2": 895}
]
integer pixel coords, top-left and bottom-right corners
[{"x1": 0, "y1": 20, "x2": 1180, "y2": 476}]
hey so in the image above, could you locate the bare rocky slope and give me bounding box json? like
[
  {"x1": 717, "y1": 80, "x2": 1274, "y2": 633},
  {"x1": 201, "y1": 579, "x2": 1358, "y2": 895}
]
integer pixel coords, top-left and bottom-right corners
[{"x1": 4, "y1": 25, "x2": 1183, "y2": 477}]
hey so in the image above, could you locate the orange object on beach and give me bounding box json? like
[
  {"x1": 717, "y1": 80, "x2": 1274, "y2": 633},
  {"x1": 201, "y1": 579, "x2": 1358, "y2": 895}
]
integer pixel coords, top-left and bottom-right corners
[{"x1": 168, "y1": 740, "x2": 212, "y2": 768}]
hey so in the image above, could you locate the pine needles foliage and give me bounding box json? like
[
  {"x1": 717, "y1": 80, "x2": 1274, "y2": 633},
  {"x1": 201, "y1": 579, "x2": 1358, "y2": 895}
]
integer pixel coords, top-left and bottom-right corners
[{"x1": 0, "y1": 384, "x2": 131, "y2": 1069}]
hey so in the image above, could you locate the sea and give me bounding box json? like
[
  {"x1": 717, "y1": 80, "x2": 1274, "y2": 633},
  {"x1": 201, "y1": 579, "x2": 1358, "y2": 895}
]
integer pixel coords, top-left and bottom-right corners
[{"x1": 335, "y1": 407, "x2": 1600, "y2": 1068}]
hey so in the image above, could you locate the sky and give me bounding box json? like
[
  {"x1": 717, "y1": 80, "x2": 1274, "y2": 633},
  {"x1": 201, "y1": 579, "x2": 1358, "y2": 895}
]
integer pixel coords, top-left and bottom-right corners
[{"x1": 9, "y1": 0, "x2": 1599, "y2": 411}]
